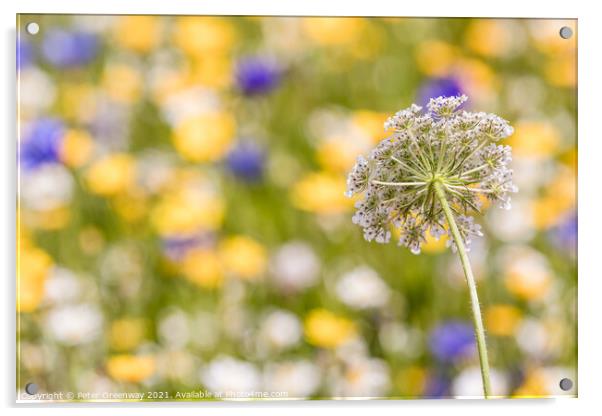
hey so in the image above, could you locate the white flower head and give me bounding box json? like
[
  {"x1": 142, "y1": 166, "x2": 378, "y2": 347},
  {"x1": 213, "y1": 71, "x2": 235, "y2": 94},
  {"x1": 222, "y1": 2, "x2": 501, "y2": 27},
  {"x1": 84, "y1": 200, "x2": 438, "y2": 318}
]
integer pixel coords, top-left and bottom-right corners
[
  {"x1": 335, "y1": 266, "x2": 390, "y2": 309},
  {"x1": 260, "y1": 309, "x2": 302, "y2": 349},
  {"x1": 330, "y1": 357, "x2": 390, "y2": 398},
  {"x1": 201, "y1": 356, "x2": 261, "y2": 394},
  {"x1": 45, "y1": 303, "x2": 103, "y2": 346},
  {"x1": 269, "y1": 241, "x2": 321, "y2": 291},
  {"x1": 346, "y1": 95, "x2": 516, "y2": 254},
  {"x1": 263, "y1": 360, "x2": 321, "y2": 398}
]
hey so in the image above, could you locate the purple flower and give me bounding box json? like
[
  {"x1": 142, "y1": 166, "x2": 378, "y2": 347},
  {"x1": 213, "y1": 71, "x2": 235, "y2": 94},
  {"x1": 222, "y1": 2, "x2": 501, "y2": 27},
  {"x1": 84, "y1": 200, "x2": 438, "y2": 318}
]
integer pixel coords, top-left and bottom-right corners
[
  {"x1": 41, "y1": 29, "x2": 98, "y2": 68},
  {"x1": 17, "y1": 37, "x2": 34, "y2": 70},
  {"x1": 162, "y1": 233, "x2": 214, "y2": 261},
  {"x1": 417, "y1": 77, "x2": 465, "y2": 108},
  {"x1": 20, "y1": 118, "x2": 65, "y2": 170},
  {"x1": 225, "y1": 140, "x2": 265, "y2": 181},
  {"x1": 235, "y1": 56, "x2": 282, "y2": 96},
  {"x1": 550, "y1": 213, "x2": 577, "y2": 256},
  {"x1": 429, "y1": 321, "x2": 476, "y2": 363},
  {"x1": 423, "y1": 373, "x2": 450, "y2": 398}
]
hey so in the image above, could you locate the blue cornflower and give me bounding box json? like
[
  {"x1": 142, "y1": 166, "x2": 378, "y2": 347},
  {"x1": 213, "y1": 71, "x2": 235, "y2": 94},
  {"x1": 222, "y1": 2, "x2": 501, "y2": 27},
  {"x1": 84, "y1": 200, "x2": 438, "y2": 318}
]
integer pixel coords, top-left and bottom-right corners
[
  {"x1": 417, "y1": 77, "x2": 464, "y2": 108},
  {"x1": 17, "y1": 37, "x2": 34, "y2": 70},
  {"x1": 225, "y1": 140, "x2": 265, "y2": 181},
  {"x1": 41, "y1": 29, "x2": 98, "y2": 68},
  {"x1": 429, "y1": 321, "x2": 476, "y2": 363},
  {"x1": 162, "y1": 234, "x2": 213, "y2": 261},
  {"x1": 423, "y1": 373, "x2": 450, "y2": 398},
  {"x1": 20, "y1": 118, "x2": 65, "y2": 170},
  {"x1": 235, "y1": 56, "x2": 282, "y2": 96},
  {"x1": 550, "y1": 213, "x2": 577, "y2": 256}
]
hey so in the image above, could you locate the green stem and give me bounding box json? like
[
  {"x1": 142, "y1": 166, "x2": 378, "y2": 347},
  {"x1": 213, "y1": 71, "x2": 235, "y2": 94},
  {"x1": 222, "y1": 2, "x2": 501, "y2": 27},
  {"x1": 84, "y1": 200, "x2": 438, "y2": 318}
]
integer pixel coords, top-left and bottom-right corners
[
  {"x1": 433, "y1": 181, "x2": 492, "y2": 398},
  {"x1": 371, "y1": 180, "x2": 426, "y2": 187}
]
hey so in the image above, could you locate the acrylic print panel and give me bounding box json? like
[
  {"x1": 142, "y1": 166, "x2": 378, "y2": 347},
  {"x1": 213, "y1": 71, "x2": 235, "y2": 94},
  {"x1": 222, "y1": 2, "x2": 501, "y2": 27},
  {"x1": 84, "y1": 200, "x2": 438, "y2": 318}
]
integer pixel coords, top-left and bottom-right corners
[{"x1": 16, "y1": 14, "x2": 577, "y2": 402}]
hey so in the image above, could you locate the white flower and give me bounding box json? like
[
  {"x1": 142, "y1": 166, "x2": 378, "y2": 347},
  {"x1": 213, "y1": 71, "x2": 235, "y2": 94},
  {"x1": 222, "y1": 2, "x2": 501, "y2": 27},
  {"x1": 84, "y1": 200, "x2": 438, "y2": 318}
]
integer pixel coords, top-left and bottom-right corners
[
  {"x1": 452, "y1": 367, "x2": 509, "y2": 397},
  {"x1": 345, "y1": 156, "x2": 370, "y2": 197},
  {"x1": 427, "y1": 95, "x2": 467, "y2": 119},
  {"x1": 160, "y1": 86, "x2": 221, "y2": 127},
  {"x1": 346, "y1": 95, "x2": 516, "y2": 254},
  {"x1": 21, "y1": 164, "x2": 74, "y2": 211},
  {"x1": 43, "y1": 267, "x2": 82, "y2": 304},
  {"x1": 486, "y1": 198, "x2": 535, "y2": 242},
  {"x1": 263, "y1": 360, "x2": 321, "y2": 398},
  {"x1": 269, "y1": 241, "x2": 320, "y2": 291},
  {"x1": 45, "y1": 304, "x2": 103, "y2": 345},
  {"x1": 135, "y1": 151, "x2": 176, "y2": 194},
  {"x1": 446, "y1": 215, "x2": 484, "y2": 253},
  {"x1": 335, "y1": 266, "x2": 390, "y2": 309},
  {"x1": 378, "y1": 322, "x2": 423, "y2": 358},
  {"x1": 19, "y1": 67, "x2": 56, "y2": 114},
  {"x1": 516, "y1": 318, "x2": 549, "y2": 357},
  {"x1": 201, "y1": 356, "x2": 261, "y2": 395},
  {"x1": 158, "y1": 309, "x2": 190, "y2": 349},
  {"x1": 260, "y1": 309, "x2": 302, "y2": 350},
  {"x1": 330, "y1": 357, "x2": 390, "y2": 398}
]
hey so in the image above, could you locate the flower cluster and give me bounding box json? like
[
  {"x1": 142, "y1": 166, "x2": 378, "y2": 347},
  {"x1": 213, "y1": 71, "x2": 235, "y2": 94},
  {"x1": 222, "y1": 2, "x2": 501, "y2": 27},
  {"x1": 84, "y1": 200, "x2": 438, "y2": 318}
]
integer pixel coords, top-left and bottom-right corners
[{"x1": 346, "y1": 95, "x2": 517, "y2": 254}]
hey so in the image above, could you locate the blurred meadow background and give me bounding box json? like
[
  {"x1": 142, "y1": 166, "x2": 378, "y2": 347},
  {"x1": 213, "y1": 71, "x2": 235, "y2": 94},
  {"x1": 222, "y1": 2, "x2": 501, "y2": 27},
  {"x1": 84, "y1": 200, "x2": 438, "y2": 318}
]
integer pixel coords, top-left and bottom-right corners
[{"x1": 17, "y1": 15, "x2": 577, "y2": 400}]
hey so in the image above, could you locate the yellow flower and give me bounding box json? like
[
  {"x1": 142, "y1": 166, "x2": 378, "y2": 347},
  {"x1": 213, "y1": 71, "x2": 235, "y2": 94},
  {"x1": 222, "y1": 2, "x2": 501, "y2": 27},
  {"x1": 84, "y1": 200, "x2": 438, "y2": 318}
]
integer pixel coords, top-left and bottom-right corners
[
  {"x1": 513, "y1": 369, "x2": 549, "y2": 398},
  {"x1": 485, "y1": 304, "x2": 522, "y2": 337},
  {"x1": 86, "y1": 154, "x2": 135, "y2": 196},
  {"x1": 191, "y1": 56, "x2": 233, "y2": 89},
  {"x1": 349, "y1": 23, "x2": 384, "y2": 60},
  {"x1": 465, "y1": 20, "x2": 510, "y2": 57},
  {"x1": 531, "y1": 169, "x2": 576, "y2": 229},
  {"x1": 316, "y1": 138, "x2": 364, "y2": 173},
  {"x1": 102, "y1": 63, "x2": 143, "y2": 104},
  {"x1": 109, "y1": 319, "x2": 146, "y2": 351},
  {"x1": 23, "y1": 206, "x2": 71, "y2": 231},
  {"x1": 291, "y1": 172, "x2": 353, "y2": 215},
  {"x1": 173, "y1": 17, "x2": 235, "y2": 58},
  {"x1": 151, "y1": 178, "x2": 224, "y2": 236},
  {"x1": 506, "y1": 121, "x2": 560, "y2": 159},
  {"x1": 113, "y1": 190, "x2": 148, "y2": 223},
  {"x1": 560, "y1": 148, "x2": 577, "y2": 171},
  {"x1": 304, "y1": 309, "x2": 356, "y2": 349},
  {"x1": 421, "y1": 233, "x2": 448, "y2": 254},
  {"x1": 114, "y1": 15, "x2": 162, "y2": 53},
  {"x1": 302, "y1": 17, "x2": 365, "y2": 46},
  {"x1": 106, "y1": 355, "x2": 156, "y2": 383},
  {"x1": 172, "y1": 113, "x2": 236, "y2": 162},
  {"x1": 504, "y1": 259, "x2": 551, "y2": 301},
  {"x1": 59, "y1": 129, "x2": 93, "y2": 168},
  {"x1": 531, "y1": 197, "x2": 568, "y2": 230},
  {"x1": 219, "y1": 236, "x2": 267, "y2": 280},
  {"x1": 150, "y1": 68, "x2": 191, "y2": 105},
  {"x1": 395, "y1": 366, "x2": 427, "y2": 397},
  {"x1": 453, "y1": 58, "x2": 498, "y2": 95},
  {"x1": 18, "y1": 246, "x2": 53, "y2": 313},
  {"x1": 352, "y1": 111, "x2": 388, "y2": 143},
  {"x1": 181, "y1": 248, "x2": 223, "y2": 288},
  {"x1": 545, "y1": 56, "x2": 576, "y2": 88},
  {"x1": 415, "y1": 40, "x2": 457, "y2": 77}
]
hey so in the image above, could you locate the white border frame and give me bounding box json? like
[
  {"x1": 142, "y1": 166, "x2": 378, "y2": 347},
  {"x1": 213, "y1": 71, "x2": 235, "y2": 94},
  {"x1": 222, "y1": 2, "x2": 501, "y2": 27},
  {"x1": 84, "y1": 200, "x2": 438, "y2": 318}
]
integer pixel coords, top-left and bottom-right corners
[{"x1": 2, "y1": 1, "x2": 600, "y2": 415}]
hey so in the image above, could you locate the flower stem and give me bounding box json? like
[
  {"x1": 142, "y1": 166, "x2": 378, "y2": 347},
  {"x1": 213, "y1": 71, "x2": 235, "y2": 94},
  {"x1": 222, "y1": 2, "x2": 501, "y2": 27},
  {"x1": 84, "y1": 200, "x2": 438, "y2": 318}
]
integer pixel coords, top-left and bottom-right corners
[
  {"x1": 372, "y1": 180, "x2": 426, "y2": 187},
  {"x1": 433, "y1": 181, "x2": 492, "y2": 398}
]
